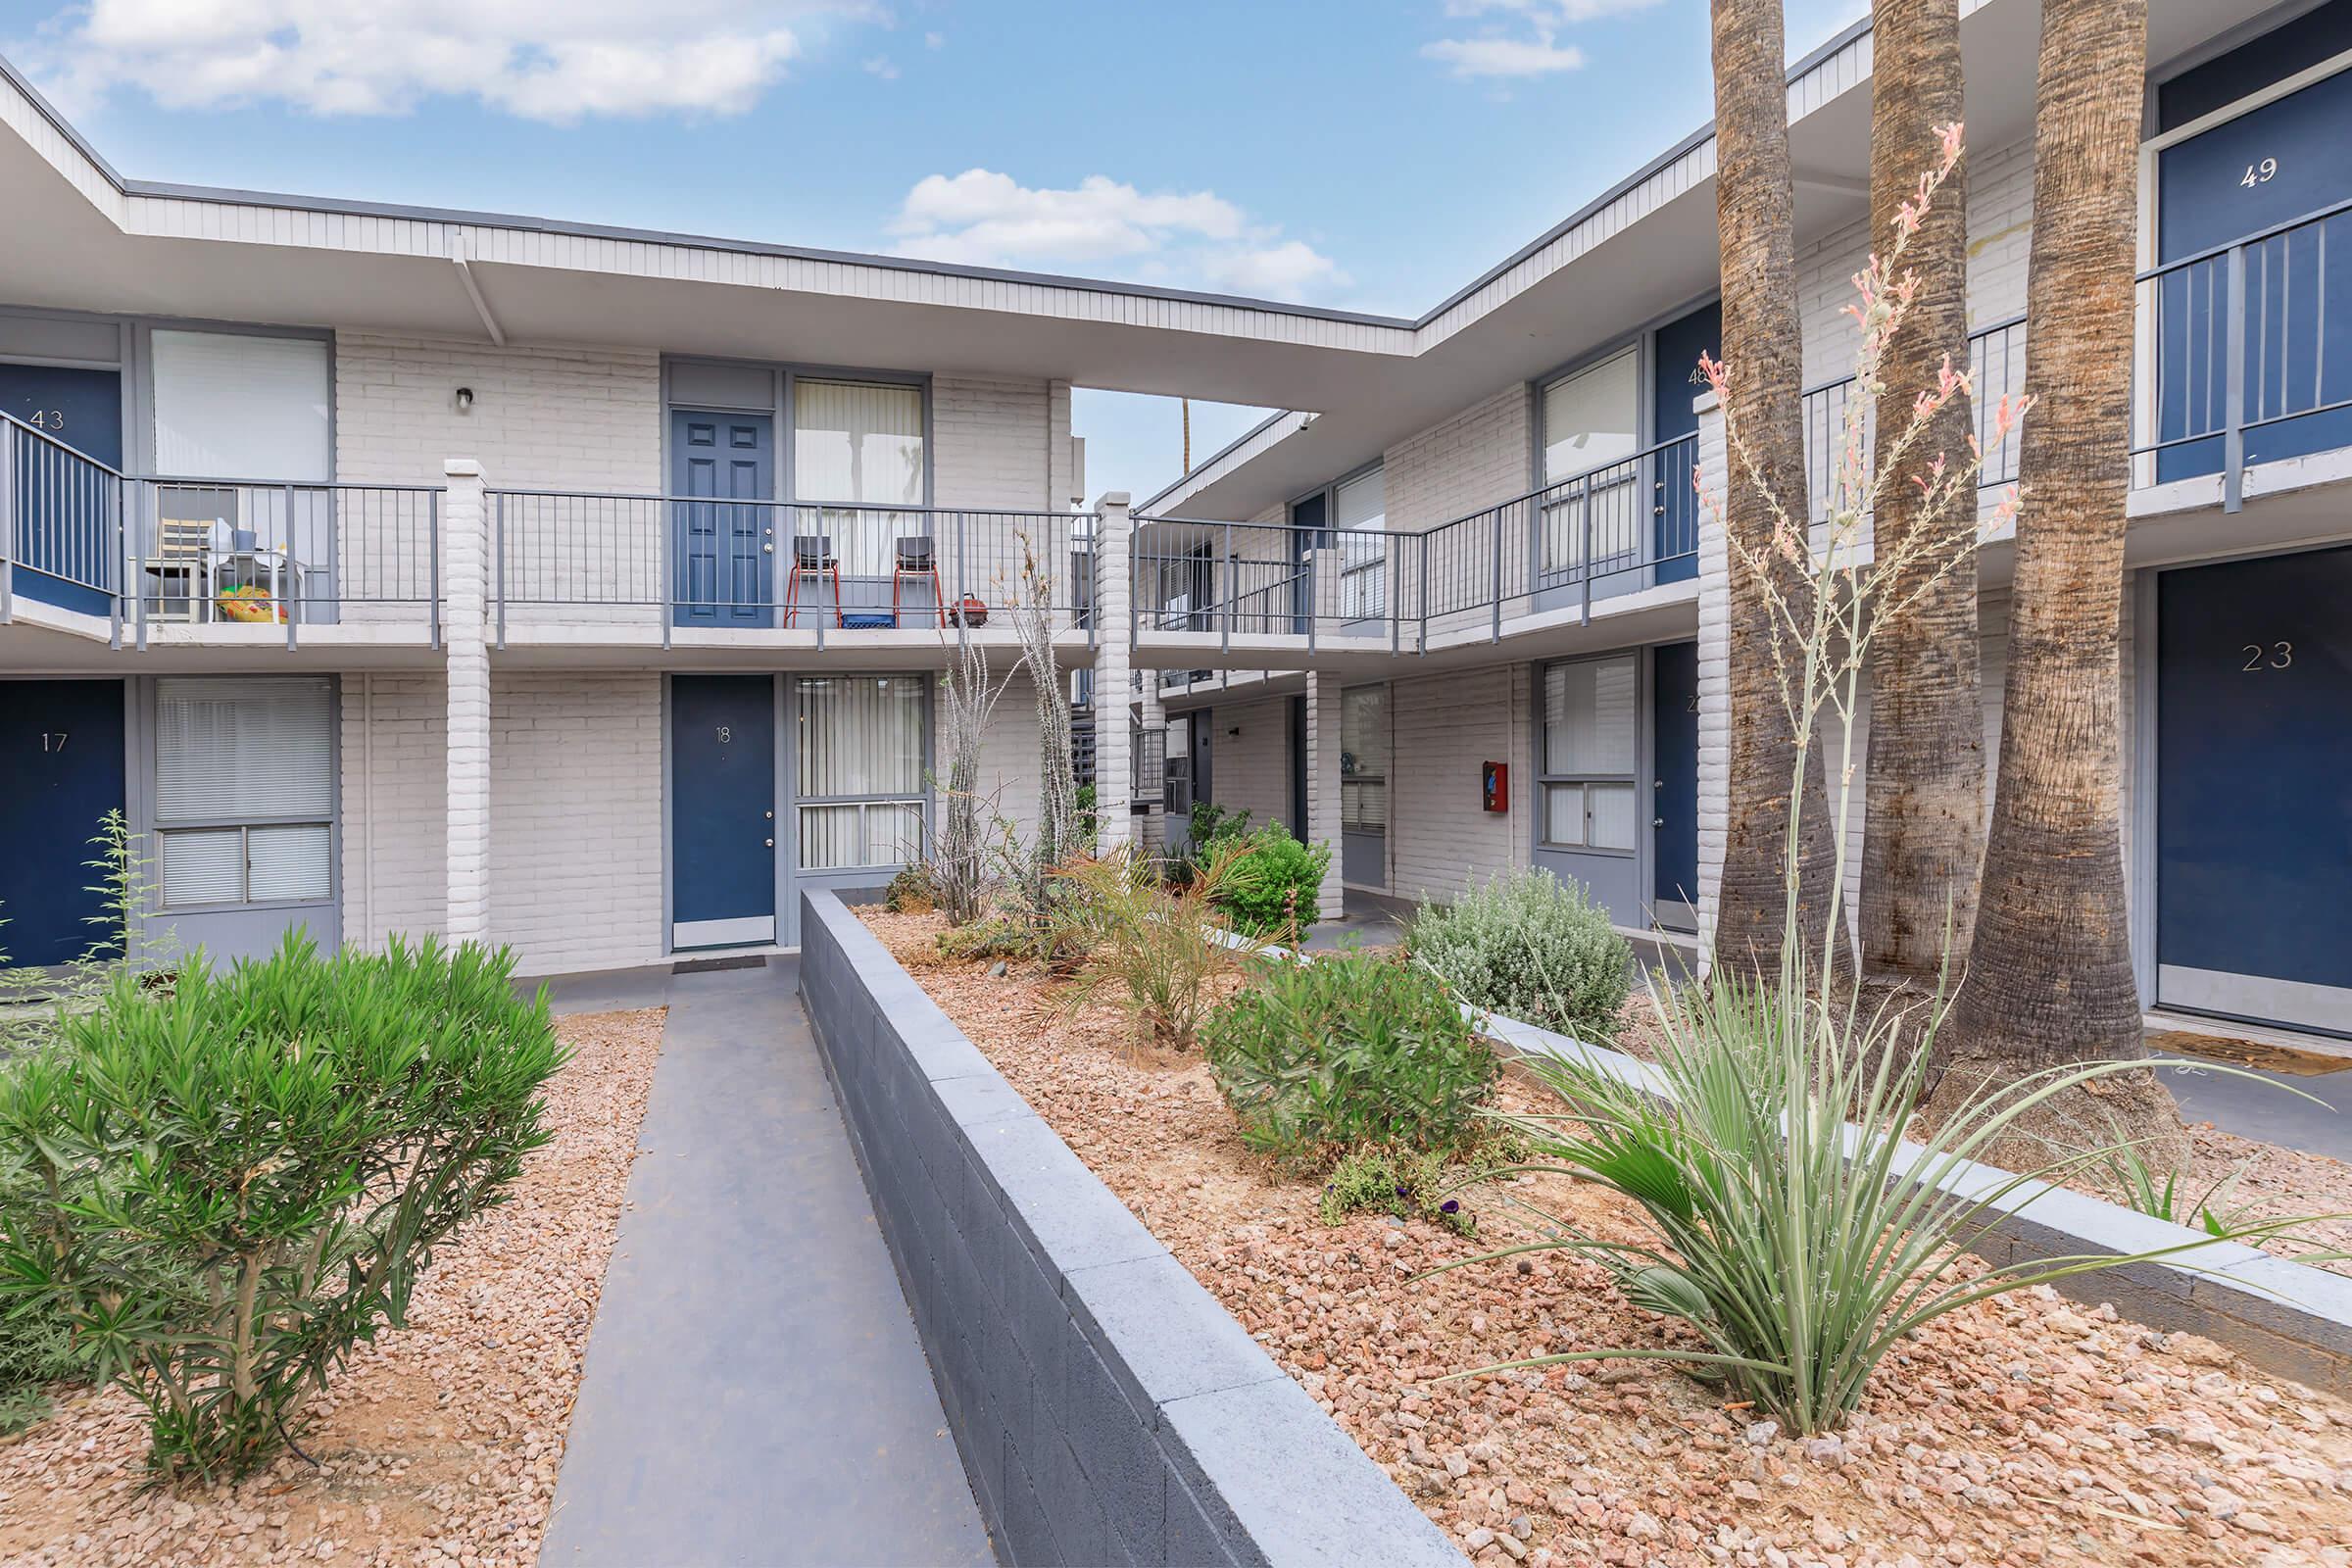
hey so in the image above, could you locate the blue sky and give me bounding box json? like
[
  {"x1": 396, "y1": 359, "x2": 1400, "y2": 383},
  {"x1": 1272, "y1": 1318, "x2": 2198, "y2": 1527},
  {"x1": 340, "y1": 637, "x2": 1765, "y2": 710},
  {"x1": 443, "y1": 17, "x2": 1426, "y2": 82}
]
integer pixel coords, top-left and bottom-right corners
[{"x1": 0, "y1": 0, "x2": 1868, "y2": 501}]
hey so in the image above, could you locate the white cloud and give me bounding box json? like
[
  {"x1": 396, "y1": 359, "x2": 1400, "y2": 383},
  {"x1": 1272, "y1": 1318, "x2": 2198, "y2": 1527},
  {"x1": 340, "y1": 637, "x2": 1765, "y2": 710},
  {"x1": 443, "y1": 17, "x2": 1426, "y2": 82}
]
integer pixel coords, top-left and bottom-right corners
[
  {"x1": 1421, "y1": 34, "x2": 1585, "y2": 77},
  {"x1": 1424, "y1": 0, "x2": 1659, "y2": 80},
  {"x1": 20, "y1": 0, "x2": 878, "y2": 122},
  {"x1": 924, "y1": 30, "x2": 946, "y2": 48},
  {"x1": 861, "y1": 55, "x2": 899, "y2": 80},
  {"x1": 887, "y1": 169, "x2": 1348, "y2": 300}
]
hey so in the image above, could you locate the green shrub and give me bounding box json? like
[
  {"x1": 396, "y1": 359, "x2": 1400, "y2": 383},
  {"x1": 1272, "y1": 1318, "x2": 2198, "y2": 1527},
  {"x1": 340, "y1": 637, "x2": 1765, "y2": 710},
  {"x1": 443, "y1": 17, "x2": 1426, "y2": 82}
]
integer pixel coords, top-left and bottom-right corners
[
  {"x1": 1203, "y1": 948, "x2": 1494, "y2": 1166},
  {"x1": 1409, "y1": 867, "x2": 1632, "y2": 1045},
  {"x1": 1318, "y1": 1146, "x2": 1476, "y2": 1237},
  {"x1": 0, "y1": 933, "x2": 565, "y2": 1480},
  {"x1": 1206, "y1": 824, "x2": 1331, "y2": 940}
]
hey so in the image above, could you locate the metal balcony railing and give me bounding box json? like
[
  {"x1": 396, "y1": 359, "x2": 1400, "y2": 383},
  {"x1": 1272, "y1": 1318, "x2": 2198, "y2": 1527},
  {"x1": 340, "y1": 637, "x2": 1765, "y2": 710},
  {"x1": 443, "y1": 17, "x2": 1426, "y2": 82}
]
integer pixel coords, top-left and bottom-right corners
[
  {"x1": 1797, "y1": 314, "x2": 2028, "y2": 525},
  {"x1": 486, "y1": 491, "x2": 1097, "y2": 650},
  {"x1": 1134, "y1": 429, "x2": 1700, "y2": 656},
  {"x1": 1, "y1": 412, "x2": 444, "y2": 650}
]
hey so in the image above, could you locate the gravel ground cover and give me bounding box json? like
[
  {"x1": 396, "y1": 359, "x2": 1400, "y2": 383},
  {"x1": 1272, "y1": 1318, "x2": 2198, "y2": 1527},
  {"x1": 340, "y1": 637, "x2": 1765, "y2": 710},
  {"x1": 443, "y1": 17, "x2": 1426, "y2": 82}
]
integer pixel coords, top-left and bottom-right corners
[
  {"x1": 0, "y1": 1006, "x2": 663, "y2": 1568},
  {"x1": 863, "y1": 908, "x2": 2352, "y2": 1568}
]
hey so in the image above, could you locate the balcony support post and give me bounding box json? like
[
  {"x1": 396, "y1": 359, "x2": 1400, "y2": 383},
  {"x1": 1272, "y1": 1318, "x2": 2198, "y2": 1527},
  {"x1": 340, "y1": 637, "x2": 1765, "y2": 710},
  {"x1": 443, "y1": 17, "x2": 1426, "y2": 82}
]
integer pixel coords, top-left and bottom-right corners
[
  {"x1": 1304, "y1": 671, "x2": 1345, "y2": 924},
  {"x1": 1491, "y1": 506, "x2": 1503, "y2": 643},
  {"x1": 1093, "y1": 493, "x2": 1135, "y2": 857},
  {"x1": 442, "y1": 458, "x2": 493, "y2": 947},
  {"x1": 2224, "y1": 242, "x2": 2246, "y2": 514}
]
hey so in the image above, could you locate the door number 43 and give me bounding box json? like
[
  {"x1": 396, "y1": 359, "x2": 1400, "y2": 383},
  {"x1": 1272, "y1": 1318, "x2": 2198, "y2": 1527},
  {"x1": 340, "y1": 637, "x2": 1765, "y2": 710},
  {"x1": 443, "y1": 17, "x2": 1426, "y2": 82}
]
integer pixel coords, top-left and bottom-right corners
[{"x1": 2241, "y1": 641, "x2": 2292, "y2": 670}]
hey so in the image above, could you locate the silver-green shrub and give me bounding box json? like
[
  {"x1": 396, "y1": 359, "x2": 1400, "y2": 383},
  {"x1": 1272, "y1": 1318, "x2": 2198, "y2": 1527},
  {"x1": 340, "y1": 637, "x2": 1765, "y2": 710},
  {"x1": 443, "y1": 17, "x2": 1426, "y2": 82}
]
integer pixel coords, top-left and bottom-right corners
[{"x1": 1409, "y1": 867, "x2": 1632, "y2": 1046}]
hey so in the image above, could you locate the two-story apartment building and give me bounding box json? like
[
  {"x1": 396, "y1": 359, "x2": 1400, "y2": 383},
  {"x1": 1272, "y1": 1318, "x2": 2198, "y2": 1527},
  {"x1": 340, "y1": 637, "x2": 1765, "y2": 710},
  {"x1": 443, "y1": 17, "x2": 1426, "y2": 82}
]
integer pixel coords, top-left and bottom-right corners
[
  {"x1": 0, "y1": 50, "x2": 1425, "y2": 977},
  {"x1": 3, "y1": 0, "x2": 2344, "y2": 1046},
  {"x1": 1132, "y1": 0, "x2": 2351, "y2": 1041}
]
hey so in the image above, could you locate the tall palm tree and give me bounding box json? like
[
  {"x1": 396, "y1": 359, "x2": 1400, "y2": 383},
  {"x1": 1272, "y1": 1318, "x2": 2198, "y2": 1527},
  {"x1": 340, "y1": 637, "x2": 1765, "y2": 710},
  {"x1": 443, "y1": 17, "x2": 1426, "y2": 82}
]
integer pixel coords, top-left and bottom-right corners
[
  {"x1": 1937, "y1": 0, "x2": 2183, "y2": 1160},
  {"x1": 1710, "y1": 0, "x2": 1839, "y2": 978},
  {"x1": 1860, "y1": 0, "x2": 1984, "y2": 977}
]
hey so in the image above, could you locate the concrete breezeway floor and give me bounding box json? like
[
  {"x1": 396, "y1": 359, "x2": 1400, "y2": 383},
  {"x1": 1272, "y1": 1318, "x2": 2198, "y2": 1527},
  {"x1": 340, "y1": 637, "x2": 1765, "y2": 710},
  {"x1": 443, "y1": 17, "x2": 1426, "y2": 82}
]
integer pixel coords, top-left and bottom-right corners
[{"x1": 535, "y1": 956, "x2": 993, "y2": 1568}]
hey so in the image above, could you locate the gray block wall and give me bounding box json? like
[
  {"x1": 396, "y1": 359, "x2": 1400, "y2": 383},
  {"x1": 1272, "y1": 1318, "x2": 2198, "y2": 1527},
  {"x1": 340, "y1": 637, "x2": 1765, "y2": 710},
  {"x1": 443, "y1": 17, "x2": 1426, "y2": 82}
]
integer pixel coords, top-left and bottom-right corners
[{"x1": 799, "y1": 891, "x2": 1463, "y2": 1568}]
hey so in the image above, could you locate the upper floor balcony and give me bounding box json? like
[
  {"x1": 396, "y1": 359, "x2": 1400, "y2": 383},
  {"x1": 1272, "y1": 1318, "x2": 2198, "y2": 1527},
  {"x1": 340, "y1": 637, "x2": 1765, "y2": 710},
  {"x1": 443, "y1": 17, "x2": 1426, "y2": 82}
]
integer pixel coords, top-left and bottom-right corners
[
  {"x1": 483, "y1": 490, "x2": 1097, "y2": 662},
  {"x1": 1145, "y1": 194, "x2": 2352, "y2": 687},
  {"x1": 2, "y1": 413, "x2": 444, "y2": 654}
]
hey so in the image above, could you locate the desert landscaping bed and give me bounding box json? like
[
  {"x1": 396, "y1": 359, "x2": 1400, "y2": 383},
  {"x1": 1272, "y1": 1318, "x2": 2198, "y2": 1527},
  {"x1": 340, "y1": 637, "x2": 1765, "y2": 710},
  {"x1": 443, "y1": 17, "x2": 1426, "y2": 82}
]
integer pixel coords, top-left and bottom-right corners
[
  {"x1": 861, "y1": 906, "x2": 2352, "y2": 1568},
  {"x1": 0, "y1": 1006, "x2": 662, "y2": 1568}
]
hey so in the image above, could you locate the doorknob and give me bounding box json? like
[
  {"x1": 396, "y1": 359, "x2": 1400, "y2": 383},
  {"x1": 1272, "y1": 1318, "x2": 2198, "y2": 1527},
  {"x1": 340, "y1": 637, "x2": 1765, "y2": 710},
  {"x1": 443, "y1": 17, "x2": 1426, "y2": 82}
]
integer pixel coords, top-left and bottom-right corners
[
  {"x1": 764, "y1": 837, "x2": 775, "y2": 848},
  {"x1": 1652, "y1": 816, "x2": 1665, "y2": 829}
]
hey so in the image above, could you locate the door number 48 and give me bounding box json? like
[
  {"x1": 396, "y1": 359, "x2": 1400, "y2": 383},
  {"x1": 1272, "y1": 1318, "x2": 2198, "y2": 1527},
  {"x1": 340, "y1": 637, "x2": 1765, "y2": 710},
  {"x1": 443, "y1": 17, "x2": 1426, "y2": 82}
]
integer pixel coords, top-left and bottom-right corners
[{"x1": 2241, "y1": 641, "x2": 2292, "y2": 670}]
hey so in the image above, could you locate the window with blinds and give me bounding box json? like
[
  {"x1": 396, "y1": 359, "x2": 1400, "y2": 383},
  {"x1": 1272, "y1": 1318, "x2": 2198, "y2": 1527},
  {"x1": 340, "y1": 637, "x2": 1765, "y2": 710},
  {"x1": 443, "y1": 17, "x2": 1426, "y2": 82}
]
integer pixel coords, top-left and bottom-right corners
[
  {"x1": 1333, "y1": 466, "x2": 1388, "y2": 619},
  {"x1": 793, "y1": 379, "x2": 924, "y2": 577},
  {"x1": 154, "y1": 676, "x2": 335, "y2": 906},
  {"x1": 151, "y1": 331, "x2": 331, "y2": 483},
  {"x1": 1540, "y1": 349, "x2": 1642, "y2": 576},
  {"x1": 1340, "y1": 684, "x2": 1388, "y2": 834},
  {"x1": 796, "y1": 675, "x2": 926, "y2": 870},
  {"x1": 1539, "y1": 656, "x2": 1638, "y2": 852}
]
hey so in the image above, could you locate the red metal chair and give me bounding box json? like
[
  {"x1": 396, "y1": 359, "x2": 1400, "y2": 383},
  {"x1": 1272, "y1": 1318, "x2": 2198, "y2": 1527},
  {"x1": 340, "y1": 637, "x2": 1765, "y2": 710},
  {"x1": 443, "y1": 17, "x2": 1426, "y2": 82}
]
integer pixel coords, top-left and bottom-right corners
[
  {"x1": 893, "y1": 535, "x2": 944, "y2": 628},
  {"x1": 783, "y1": 534, "x2": 841, "y2": 627}
]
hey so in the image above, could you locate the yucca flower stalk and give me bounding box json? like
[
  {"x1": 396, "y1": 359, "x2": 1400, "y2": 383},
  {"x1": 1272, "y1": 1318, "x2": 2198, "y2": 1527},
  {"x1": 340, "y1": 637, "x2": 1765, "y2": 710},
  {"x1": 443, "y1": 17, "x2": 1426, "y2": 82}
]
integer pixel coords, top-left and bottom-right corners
[{"x1": 1437, "y1": 126, "x2": 2336, "y2": 1435}]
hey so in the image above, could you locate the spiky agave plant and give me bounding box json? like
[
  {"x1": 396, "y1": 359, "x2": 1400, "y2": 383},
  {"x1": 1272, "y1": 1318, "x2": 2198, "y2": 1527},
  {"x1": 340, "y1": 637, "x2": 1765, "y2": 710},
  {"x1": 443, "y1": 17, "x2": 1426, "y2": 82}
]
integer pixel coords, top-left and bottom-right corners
[{"x1": 1432, "y1": 126, "x2": 2338, "y2": 1434}]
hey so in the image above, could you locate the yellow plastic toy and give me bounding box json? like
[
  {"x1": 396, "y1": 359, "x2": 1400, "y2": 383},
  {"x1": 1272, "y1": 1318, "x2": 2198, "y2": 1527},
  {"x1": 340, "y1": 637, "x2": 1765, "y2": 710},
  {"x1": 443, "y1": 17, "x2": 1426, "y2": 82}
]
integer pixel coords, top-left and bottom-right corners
[{"x1": 214, "y1": 585, "x2": 285, "y2": 624}]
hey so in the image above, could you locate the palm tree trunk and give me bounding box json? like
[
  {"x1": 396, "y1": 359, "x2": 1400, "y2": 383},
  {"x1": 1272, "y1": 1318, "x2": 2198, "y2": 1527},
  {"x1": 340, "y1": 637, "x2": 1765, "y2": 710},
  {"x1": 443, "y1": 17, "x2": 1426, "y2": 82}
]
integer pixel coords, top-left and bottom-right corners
[
  {"x1": 1860, "y1": 0, "x2": 1984, "y2": 978},
  {"x1": 1710, "y1": 0, "x2": 1840, "y2": 979},
  {"x1": 1937, "y1": 0, "x2": 2183, "y2": 1163}
]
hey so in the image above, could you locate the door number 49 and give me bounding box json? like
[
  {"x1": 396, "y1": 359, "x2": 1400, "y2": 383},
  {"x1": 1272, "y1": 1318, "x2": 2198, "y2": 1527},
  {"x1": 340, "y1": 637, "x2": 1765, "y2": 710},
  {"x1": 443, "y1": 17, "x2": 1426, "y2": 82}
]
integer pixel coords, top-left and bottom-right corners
[{"x1": 2241, "y1": 641, "x2": 2292, "y2": 670}]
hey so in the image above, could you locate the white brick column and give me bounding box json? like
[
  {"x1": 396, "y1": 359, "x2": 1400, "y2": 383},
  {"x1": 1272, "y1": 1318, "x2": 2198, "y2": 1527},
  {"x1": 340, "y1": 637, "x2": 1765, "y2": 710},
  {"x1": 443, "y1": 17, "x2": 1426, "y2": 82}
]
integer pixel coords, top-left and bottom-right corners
[
  {"x1": 442, "y1": 459, "x2": 492, "y2": 945},
  {"x1": 1304, "y1": 672, "x2": 1345, "y2": 921},
  {"x1": 1092, "y1": 492, "x2": 1135, "y2": 856},
  {"x1": 1691, "y1": 393, "x2": 1731, "y2": 974}
]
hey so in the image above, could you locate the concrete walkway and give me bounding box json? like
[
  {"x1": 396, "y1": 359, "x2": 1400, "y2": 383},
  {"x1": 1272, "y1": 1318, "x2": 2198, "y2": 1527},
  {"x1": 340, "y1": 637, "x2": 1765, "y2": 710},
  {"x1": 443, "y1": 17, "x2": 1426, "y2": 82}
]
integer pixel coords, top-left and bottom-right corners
[{"x1": 538, "y1": 957, "x2": 992, "y2": 1568}]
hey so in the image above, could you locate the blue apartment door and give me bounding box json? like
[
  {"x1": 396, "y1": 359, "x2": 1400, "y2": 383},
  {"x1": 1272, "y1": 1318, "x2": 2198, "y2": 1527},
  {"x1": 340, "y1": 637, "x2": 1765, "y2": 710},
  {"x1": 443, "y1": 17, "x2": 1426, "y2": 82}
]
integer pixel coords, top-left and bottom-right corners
[
  {"x1": 0, "y1": 680, "x2": 126, "y2": 967},
  {"x1": 1650, "y1": 304, "x2": 1719, "y2": 585},
  {"x1": 1650, "y1": 641, "x2": 1700, "y2": 929},
  {"x1": 2156, "y1": 547, "x2": 2352, "y2": 1034},
  {"x1": 2153, "y1": 67, "x2": 2352, "y2": 481},
  {"x1": 1290, "y1": 490, "x2": 1327, "y2": 634},
  {"x1": 670, "y1": 675, "x2": 777, "y2": 949},
  {"x1": 671, "y1": 411, "x2": 773, "y2": 625},
  {"x1": 1, "y1": 366, "x2": 122, "y2": 615}
]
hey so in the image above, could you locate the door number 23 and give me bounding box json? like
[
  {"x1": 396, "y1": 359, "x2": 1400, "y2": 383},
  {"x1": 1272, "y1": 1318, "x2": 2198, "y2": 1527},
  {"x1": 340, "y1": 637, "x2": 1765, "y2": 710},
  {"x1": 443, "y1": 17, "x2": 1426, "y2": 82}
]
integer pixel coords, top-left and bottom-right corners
[{"x1": 2241, "y1": 641, "x2": 2292, "y2": 670}]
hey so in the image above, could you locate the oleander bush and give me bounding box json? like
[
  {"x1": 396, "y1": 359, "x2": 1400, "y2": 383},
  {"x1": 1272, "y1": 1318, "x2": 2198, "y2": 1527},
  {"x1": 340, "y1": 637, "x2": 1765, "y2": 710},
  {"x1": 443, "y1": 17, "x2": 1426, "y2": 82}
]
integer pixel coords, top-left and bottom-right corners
[
  {"x1": 0, "y1": 933, "x2": 565, "y2": 1480},
  {"x1": 1203, "y1": 947, "x2": 1494, "y2": 1166},
  {"x1": 1204, "y1": 823, "x2": 1332, "y2": 941},
  {"x1": 1409, "y1": 866, "x2": 1632, "y2": 1046}
]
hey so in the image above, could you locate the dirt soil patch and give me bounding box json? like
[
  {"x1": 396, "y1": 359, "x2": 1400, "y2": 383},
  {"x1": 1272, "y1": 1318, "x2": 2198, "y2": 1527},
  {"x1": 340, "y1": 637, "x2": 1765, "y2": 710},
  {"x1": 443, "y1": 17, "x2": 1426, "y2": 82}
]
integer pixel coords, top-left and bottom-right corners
[
  {"x1": 0, "y1": 1006, "x2": 663, "y2": 1568},
  {"x1": 863, "y1": 908, "x2": 2352, "y2": 1568}
]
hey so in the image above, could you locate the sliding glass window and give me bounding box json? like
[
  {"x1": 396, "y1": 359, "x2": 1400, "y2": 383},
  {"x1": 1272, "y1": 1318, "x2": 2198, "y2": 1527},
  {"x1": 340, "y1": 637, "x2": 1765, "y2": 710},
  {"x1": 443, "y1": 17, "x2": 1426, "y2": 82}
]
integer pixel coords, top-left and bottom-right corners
[
  {"x1": 797, "y1": 675, "x2": 925, "y2": 870},
  {"x1": 792, "y1": 379, "x2": 924, "y2": 577},
  {"x1": 154, "y1": 676, "x2": 335, "y2": 907},
  {"x1": 1539, "y1": 349, "x2": 1641, "y2": 577},
  {"x1": 1333, "y1": 466, "x2": 1388, "y2": 619},
  {"x1": 1538, "y1": 656, "x2": 1637, "y2": 852}
]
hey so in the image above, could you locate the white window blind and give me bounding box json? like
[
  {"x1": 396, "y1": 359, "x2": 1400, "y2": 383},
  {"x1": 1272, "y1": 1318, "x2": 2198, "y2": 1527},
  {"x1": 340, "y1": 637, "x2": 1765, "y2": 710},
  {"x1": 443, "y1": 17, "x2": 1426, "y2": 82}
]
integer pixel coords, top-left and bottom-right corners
[
  {"x1": 1540, "y1": 656, "x2": 1638, "y2": 854},
  {"x1": 1542, "y1": 350, "x2": 1641, "y2": 485},
  {"x1": 797, "y1": 676, "x2": 925, "y2": 870},
  {"x1": 1542, "y1": 657, "x2": 1637, "y2": 775},
  {"x1": 156, "y1": 677, "x2": 334, "y2": 906},
  {"x1": 156, "y1": 677, "x2": 333, "y2": 821},
  {"x1": 794, "y1": 380, "x2": 923, "y2": 577},
  {"x1": 1341, "y1": 684, "x2": 1388, "y2": 833},
  {"x1": 151, "y1": 331, "x2": 330, "y2": 483}
]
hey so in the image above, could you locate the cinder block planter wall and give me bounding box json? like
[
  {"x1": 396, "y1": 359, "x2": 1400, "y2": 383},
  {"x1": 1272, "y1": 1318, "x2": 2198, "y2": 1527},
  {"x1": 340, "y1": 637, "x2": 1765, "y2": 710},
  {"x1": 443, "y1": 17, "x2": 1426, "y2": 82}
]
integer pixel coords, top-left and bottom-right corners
[{"x1": 798, "y1": 891, "x2": 1463, "y2": 1568}]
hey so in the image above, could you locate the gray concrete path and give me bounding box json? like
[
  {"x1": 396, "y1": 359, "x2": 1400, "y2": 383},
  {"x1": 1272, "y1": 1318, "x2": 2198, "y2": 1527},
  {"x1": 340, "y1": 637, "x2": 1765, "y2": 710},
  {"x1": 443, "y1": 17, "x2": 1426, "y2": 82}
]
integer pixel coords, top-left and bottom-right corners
[
  {"x1": 2163, "y1": 1059, "x2": 2352, "y2": 1163},
  {"x1": 538, "y1": 957, "x2": 993, "y2": 1568}
]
